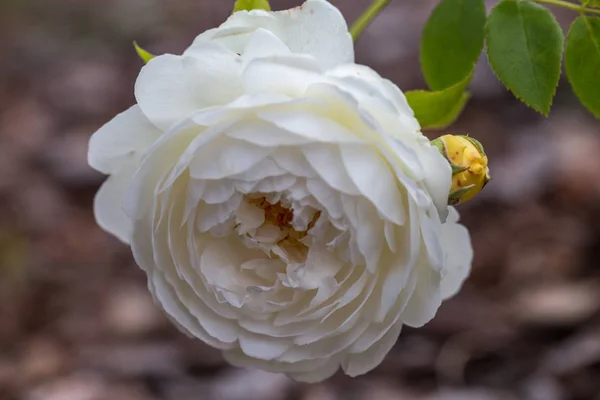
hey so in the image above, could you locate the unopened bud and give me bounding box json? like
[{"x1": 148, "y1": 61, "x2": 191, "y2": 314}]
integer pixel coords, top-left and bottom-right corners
[{"x1": 431, "y1": 134, "x2": 490, "y2": 205}]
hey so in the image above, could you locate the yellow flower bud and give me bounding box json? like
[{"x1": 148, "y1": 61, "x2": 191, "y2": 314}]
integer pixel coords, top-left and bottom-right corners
[{"x1": 431, "y1": 134, "x2": 490, "y2": 205}]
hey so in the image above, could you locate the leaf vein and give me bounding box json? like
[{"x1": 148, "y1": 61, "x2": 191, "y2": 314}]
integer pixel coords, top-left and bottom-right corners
[
  {"x1": 583, "y1": 15, "x2": 600, "y2": 57},
  {"x1": 517, "y1": 0, "x2": 544, "y2": 105}
]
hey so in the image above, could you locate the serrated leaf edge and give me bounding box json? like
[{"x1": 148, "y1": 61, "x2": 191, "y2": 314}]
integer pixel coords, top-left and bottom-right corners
[
  {"x1": 420, "y1": 0, "x2": 487, "y2": 91},
  {"x1": 484, "y1": 0, "x2": 564, "y2": 116},
  {"x1": 565, "y1": 15, "x2": 600, "y2": 118}
]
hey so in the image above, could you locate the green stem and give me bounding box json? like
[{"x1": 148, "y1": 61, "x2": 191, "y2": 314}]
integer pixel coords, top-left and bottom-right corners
[
  {"x1": 350, "y1": 0, "x2": 392, "y2": 41},
  {"x1": 532, "y1": 0, "x2": 600, "y2": 15}
]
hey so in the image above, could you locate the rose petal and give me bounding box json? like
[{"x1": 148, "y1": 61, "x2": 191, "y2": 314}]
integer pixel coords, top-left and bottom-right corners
[
  {"x1": 93, "y1": 164, "x2": 137, "y2": 243},
  {"x1": 341, "y1": 322, "x2": 402, "y2": 377},
  {"x1": 302, "y1": 145, "x2": 361, "y2": 195},
  {"x1": 88, "y1": 105, "x2": 161, "y2": 175},
  {"x1": 327, "y1": 64, "x2": 417, "y2": 120},
  {"x1": 340, "y1": 144, "x2": 405, "y2": 226},
  {"x1": 242, "y1": 28, "x2": 291, "y2": 64},
  {"x1": 238, "y1": 332, "x2": 289, "y2": 361},
  {"x1": 286, "y1": 358, "x2": 340, "y2": 383},
  {"x1": 400, "y1": 264, "x2": 442, "y2": 328},
  {"x1": 188, "y1": 136, "x2": 272, "y2": 180},
  {"x1": 135, "y1": 44, "x2": 242, "y2": 130},
  {"x1": 440, "y1": 207, "x2": 473, "y2": 300},
  {"x1": 187, "y1": 0, "x2": 353, "y2": 69},
  {"x1": 242, "y1": 55, "x2": 323, "y2": 97}
]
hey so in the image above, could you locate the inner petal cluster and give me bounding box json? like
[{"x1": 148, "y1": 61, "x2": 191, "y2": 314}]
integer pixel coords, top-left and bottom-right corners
[
  {"x1": 193, "y1": 177, "x2": 352, "y2": 313},
  {"x1": 237, "y1": 195, "x2": 321, "y2": 263}
]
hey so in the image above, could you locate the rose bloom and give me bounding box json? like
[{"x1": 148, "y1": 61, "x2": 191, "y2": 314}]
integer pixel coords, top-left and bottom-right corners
[{"x1": 89, "y1": 0, "x2": 472, "y2": 382}]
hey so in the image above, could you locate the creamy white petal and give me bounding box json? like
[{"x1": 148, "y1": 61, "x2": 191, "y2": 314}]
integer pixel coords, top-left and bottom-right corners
[
  {"x1": 342, "y1": 322, "x2": 402, "y2": 377},
  {"x1": 306, "y1": 179, "x2": 343, "y2": 220},
  {"x1": 242, "y1": 55, "x2": 323, "y2": 97},
  {"x1": 257, "y1": 108, "x2": 364, "y2": 144},
  {"x1": 226, "y1": 119, "x2": 313, "y2": 146},
  {"x1": 353, "y1": 268, "x2": 417, "y2": 351},
  {"x1": 135, "y1": 45, "x2": 242, "y2": 130},
  {"x1": 186, "y1": 0, "x2": 353, "y2": 69},
  {"x1": 327, "y1": 64, "x2": 416, "y2": 120},
  {"x1": 281, "y1": 319, "x2": 370, "y2": 362},
  {"x1": 374, "y1": 257, "x2": 414, "y2": 322},
  {"x1": 419, "y1": 145, "x2": 453, "y2": 221},
  {"x1": 93, "y1": 164, "x2": 137, "y2": 243},
  {"x1": 223, "y1": 348, "x2": 333, "y2": 374},
  {"x1": 88, "y1": 105, "x2": 161, "y2": 175},
  {"x1": 302, "y1": 145, "x2": 361, "y2": 195},
  {"x1": 254, "y1": 175, "x2": 297, "y2": 193},
  {"x1": 340, "y1": 144, "x2": 405, "y2": 226},
  {"x1": 440, "y1": 208, "x2": 473, "y2": 300},
  {"x1": 124, "y1": 120, "x2": 212, "y2": 220},
  {"x1": 400, "y1": 263, "x2": 442, "y2": 328},
  {"x1": 196, "y1": 196, "x2": 240, "y2": 232},
  {"x1": 161, "y1": 194, "x2": 243, "y2": 344},
  {"x1": 238, "y1": 332, "x2": 289, "y2": 361},
  {"x1": 286, "y1": 358, "x2": 340, "y2": 383},
  {"x1": 352, "y1": 198, "x2": 384, "y2": 273},
  {"x1": 149, "y1": 270, "x2": 237, "y2": 349},
  {"x1": 231, "y1": 158, "x2": 287, "y2": 182},
  {"x1": 242, "y1": 28, "x2": 291, "y2": 64},
  {"x1": 188, "y1": 136, "x2": 272, "y2": 180},
  {"x1": 188, "y1": 25, "x2": 256, "y2": 56},
  {"x1": 131, "y1": 215, "x2": 236, "y2": 349},
  {"x1": 421, "y1": 212, "x2": 444, "y2": 274}
]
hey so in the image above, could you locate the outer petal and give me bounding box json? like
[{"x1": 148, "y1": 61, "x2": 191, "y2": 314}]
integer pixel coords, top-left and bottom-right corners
[
  {"x1": 419, "y1": 144, "x2": 452, "y2": 221},
  {"x1": 286, "y1": 358, "x2": 340, "y2": 383},
  {"x1": 241, "y1": 28, "x2": 292, "y2": 65},
  {"x1": 242, "y1": 54, "x2": 324, "y2": 97},
  {"x1": 440, "y1": 207, "x2": 473, "y2": 300},
  {"x1": 93, "y1": 164, "x2": 138, "y2": 243},
  {"x1": 186, "y1": 0, "x2": 353, "y2": 70},
  {"x1": 88, "y1": 105, "x2": 161, "y2": 175},
  {"x1": 341, "y1": 322, "x2": 402, "y2": 377},
  {"x1": 327, "y1": 64, "x2": 417, "y2": 123},
  {"x1": 400, "y1": 258, "x2": 442, "y2": 328},
  {"x1": 135, "y1": 44, "x2": 243, "y2": 130}
]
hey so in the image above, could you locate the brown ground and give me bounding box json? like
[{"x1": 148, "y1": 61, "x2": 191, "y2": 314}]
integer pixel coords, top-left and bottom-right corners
[{"x1": 1, "y1": 1, "x2": 600, "y2": 399}]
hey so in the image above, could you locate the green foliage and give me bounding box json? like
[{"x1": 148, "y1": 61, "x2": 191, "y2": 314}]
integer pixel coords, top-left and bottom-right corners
[
  {"x1": 420, "y1": 0, "x2": 486, "y2": 90},
  {"x1": 233, "y1": 0, "x2": 271, "y2": 12},
  {"x1": 134, "y1": 42, "x2": 155, "y2": 64},
  {"x1": 565, "y1": 16, "x2": 600, "y2": 117},
  {"x1": 414, "y1": 0, "x2": 484, "y2": 129},
  {"x1": 485, "y1": 0, "x2": 564, "y2": 116},
  {"x1": 406, "y1": 73, "x2": 472, "y2": 129}
]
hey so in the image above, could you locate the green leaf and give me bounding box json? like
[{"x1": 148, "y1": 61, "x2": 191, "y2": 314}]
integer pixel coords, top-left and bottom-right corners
[
  {"x1": 420, "y1": 0, "x2": 486, "y2": 90},
  {"x1": 233, "y1": 0, "x2": 271, "y2": 12},
  {"x1": 406, "y1": 73, "x2": 472, "y2": 129},
  {"x1": 485, "y1": 0, "x2": 564, "y2": 116},
  {"x1": 134, "y1": 41, "x2": 155, "y2": 64},
  {"x1": 565, "y1": 16, "x2": 600, "y2": 117}
]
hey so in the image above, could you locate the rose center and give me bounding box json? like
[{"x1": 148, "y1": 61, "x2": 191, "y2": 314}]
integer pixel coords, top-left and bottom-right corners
[{"x1": 237, "y1": 195, "x2": 321, "y2": 263}]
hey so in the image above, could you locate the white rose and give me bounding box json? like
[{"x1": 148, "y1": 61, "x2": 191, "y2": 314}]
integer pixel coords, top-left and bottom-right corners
[{"x1": 88, "y1": 0, "x2": 472, "y2": 382}]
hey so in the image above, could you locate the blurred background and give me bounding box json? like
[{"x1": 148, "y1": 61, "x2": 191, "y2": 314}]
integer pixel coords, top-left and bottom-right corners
[{"x1": 1, "y1": 0, "x2": 600, "y2": 399}]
